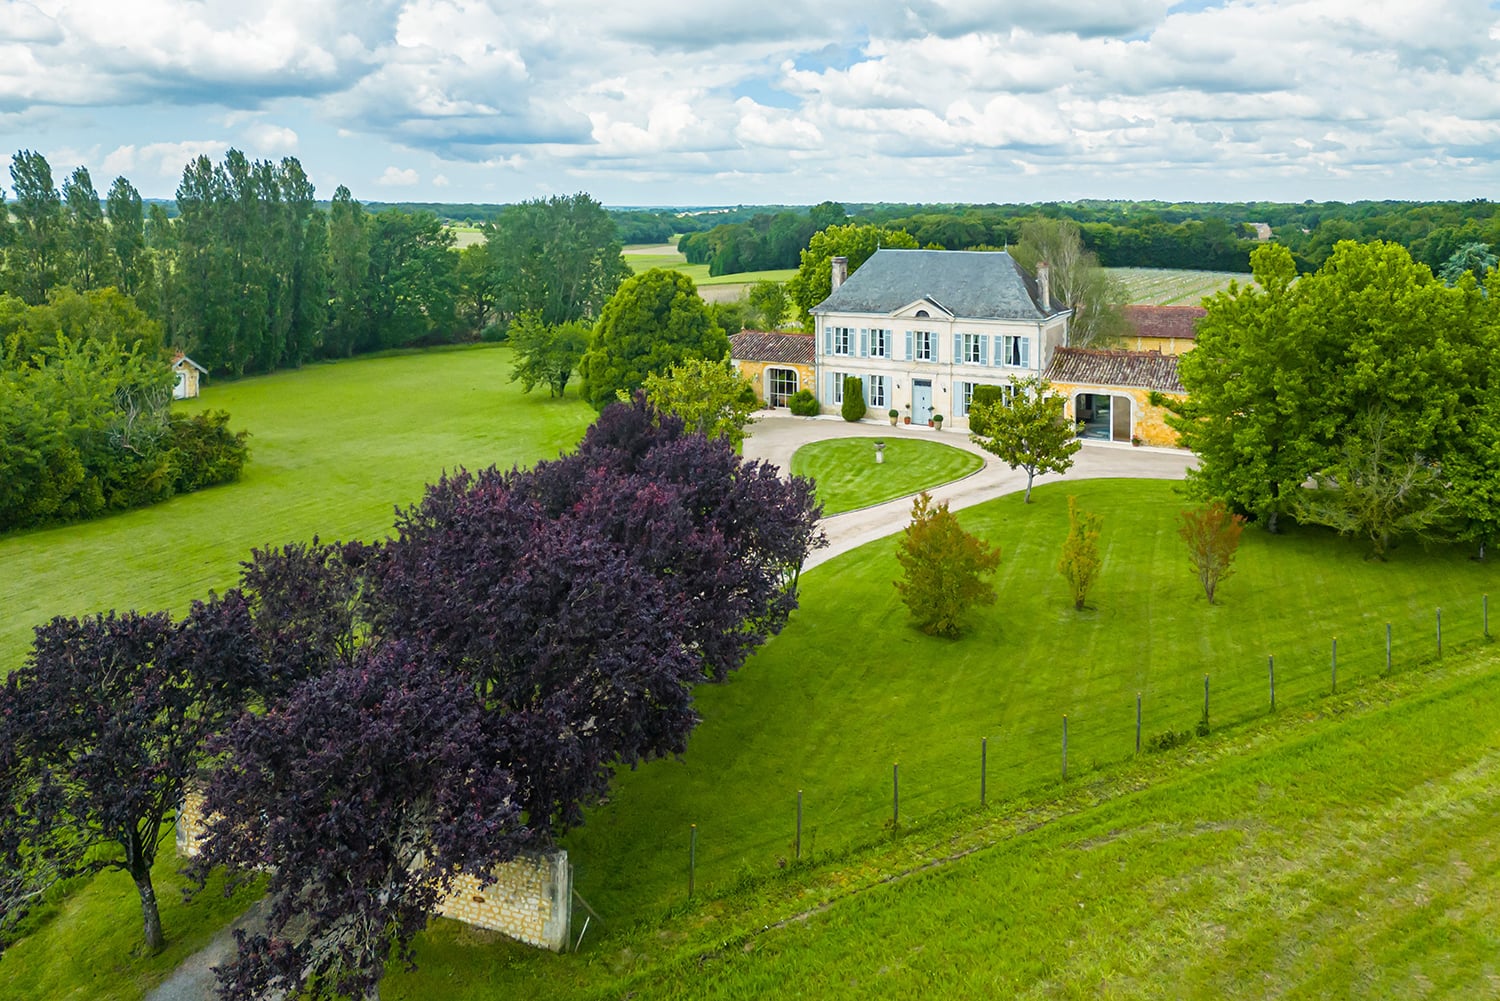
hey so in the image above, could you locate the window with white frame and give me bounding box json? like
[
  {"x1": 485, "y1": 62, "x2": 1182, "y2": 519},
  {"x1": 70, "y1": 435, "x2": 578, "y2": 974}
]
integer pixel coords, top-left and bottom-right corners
[
  {"x1": 958, "y1": 381, "x2": 975, "y2": 416},
  {"x1": 962, "y1": 333, "x2": 984, "y2": 364},
  {"x1": 870, "y1": 328, "x2": 890, "y2": 358},
  {"x1": 833, "y1": 327, "x2": 852, "y2": 356},
  {"x1": 1000, "y1": 335, "x2": 1030, "y2": 367},
  {"x1": 914, "y1": 330, "x2": 935, "y2": 361},
  {"x1": 831, "y1": 371, "x2": 848, "y2": 403},
  {"x1": 869, "y1": 374, "x2": 887, "y2": 408}
]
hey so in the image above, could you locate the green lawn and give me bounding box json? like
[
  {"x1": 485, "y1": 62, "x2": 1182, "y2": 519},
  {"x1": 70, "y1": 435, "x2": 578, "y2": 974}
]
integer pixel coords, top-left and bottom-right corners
[
  {"x1": 543, "y1": 478, "x2": 1499, "y2": 930},
  {"x1": 8, "y1": 409, "x2": 1500, "y2": 999},
  {"x1": 789, "y1": 437, "x2": 985, "y2": 514},
  {"x1": 399, "y1": 646, "x2": 1500, "y2": 1000},
  {"x1": 0, "y1": 345, "x2": 594, "y2": 675}
]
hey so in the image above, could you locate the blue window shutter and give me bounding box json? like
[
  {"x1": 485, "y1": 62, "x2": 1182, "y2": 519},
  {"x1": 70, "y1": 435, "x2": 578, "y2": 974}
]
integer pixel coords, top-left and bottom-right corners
[
  {"x1": 994, "y1": 335, "x2": 1004, "y2": 365},
  {"x1": 823, "y1": 325, "x2": 833, "y2": 355},
  {"x1": 980, "y1": 336, "x2": 989, "y2": 366},
  {"x1": 953, "y1": 333, "x2": 961, "y2": 364},
  {"x1": 859, "y1": 329, "x2": 868, "y2": 357},
  {"x1": 1022, "y1": 338, "x2": 1031, "y2": 369},
  {"x1": 904, "y1": 331, "x2": 913, "y2": 360},
  {"x1": 862, "y1": 374, "x2": 872, "y2": 408}
]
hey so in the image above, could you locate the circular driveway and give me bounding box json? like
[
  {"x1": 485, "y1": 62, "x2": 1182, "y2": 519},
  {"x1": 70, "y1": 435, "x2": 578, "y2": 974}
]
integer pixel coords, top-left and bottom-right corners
[{"x1": 741, "y1": 414, "x2": 1197, "y2": 570}]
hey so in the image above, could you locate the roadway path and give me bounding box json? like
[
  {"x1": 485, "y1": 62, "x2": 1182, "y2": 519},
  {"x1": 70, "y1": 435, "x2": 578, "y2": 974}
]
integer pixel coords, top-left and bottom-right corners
[{"x1": 741, "y1": 414, "x2": 1196, "y2": 570}]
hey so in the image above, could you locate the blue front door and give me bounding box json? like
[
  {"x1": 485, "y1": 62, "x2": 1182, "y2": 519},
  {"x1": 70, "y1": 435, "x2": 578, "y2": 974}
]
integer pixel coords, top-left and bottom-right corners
[{"x1": 913, "y1": 380, "x2": 933, "y2": 423}]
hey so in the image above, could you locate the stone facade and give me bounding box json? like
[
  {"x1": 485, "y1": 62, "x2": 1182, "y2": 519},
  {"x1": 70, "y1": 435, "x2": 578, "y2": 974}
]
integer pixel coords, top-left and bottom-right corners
[
  {"x1": 176, "y1": 790, "x2": 572, "y2": 952},
  {"x1": 729, "y1": 330, "x2": 816, "y2": 408},
  {"x1": 1049, "y1": 381, "x2": 1184, "y2": 447}
]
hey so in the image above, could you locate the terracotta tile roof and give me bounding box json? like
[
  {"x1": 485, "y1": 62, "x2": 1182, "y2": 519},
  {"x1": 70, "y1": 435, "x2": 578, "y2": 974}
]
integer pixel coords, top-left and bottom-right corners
[
  {"x1": 730, "y1": 330, "x2": 815, "y2": 366},
  {"x1": 1123, "y1": 305, "x2": 1206, "y2": 341},
  {"x1": 1046, "y1": 347, "x2": 1184, "y2": 394}
]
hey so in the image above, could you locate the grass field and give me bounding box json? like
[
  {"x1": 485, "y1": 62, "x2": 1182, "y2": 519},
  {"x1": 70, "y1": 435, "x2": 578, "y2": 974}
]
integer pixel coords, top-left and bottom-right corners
[
  {"x1": 0, "y1": 345, "x2": 594, "y2": 674},
  {"x1": 6, "y1": 353, "x2": 1499, "y2": 999},
  {"x1": 622, "y1": 244, "x2": 796, "y2": 288},
  {"x1": 789, "y1": 437, "x2": 984, "y2": 514},
  {"x1": 386, "y1": 645, "x2": 1500, "y2": 999},
  {"x1": 448, "y1": 225, "x2": 485, "y2": 250},
  {"x1": 1109, "y1": 267, "x2": 1250, "y2": 305}
]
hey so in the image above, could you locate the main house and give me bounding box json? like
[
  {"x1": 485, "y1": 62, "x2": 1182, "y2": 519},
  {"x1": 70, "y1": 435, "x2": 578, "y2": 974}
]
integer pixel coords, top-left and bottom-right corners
[{"x1": 809, "y1": 249, "x2": 1071, "y2": 429}]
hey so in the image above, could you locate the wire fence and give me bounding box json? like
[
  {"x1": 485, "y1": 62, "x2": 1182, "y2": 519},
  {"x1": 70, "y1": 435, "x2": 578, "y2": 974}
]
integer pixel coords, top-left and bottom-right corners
[{"x1": 669, "y1": 594, "x2": 1492, "y2": 904}]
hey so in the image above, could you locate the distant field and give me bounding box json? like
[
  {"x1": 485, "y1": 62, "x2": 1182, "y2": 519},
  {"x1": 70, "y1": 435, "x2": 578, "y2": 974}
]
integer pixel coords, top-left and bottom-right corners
[
  {"x1": 622, "y1": 244, "x2": 796, "y2": 289},
  {"x1": 1109, "y1": 267, "x2": 1250, "y2": 305},
  {"x1": 448, "y1": 225, "x2": 485, "y2": 250}
]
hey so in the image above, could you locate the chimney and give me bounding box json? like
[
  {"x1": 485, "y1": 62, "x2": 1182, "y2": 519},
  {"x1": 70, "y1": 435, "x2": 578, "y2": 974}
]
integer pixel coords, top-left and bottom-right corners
[
  {"x1": 831, "y1": 256, "x2": 848, "y2": 291},
  {"x1": 1037, "y1": 261, "x2": 1051, "y2": 312}
]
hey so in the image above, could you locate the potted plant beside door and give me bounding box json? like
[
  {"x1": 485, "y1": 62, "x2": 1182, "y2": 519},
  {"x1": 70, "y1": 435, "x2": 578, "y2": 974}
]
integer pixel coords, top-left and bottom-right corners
[
  {"x1": 903, "y1": 405, "x2": 912, "y2": 425},
  {"x1": 888, "y1": 408, "x2": 900, "y2": 426},
  {"x1": 931, "y1": 413, "x2": 944, "y2": 430}
]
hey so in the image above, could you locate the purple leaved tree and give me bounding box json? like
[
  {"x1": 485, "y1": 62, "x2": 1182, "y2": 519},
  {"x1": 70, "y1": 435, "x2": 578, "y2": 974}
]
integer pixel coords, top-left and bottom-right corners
[{"x1": 0, "y1": 593, "x2": 261, "y2": 953}]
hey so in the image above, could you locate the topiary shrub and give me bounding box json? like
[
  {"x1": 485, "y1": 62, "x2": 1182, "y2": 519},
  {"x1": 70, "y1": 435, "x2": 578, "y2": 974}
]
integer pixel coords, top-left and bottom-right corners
[
  {"x1": 841, "y1": 375, "x2": 866, "y2": 422},
  {"x1": 788, "y1": 389, "x2": 821, "y2": 416},
  {"x1": 967, "y1": 384, "x2": 1007, "y2": 436}
]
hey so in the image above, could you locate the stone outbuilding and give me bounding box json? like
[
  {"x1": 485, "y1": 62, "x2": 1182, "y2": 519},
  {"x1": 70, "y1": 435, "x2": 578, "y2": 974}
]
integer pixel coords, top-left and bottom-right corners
[
  {"x1": 1045, "y1": 347, "x2": 1185, "y2": 447},
  {"x1": 729, "y1": 330, "x2": 816, "y2": 408},
  {"x1": 171, "y1": 352, "x2": 207, "y2": 400},
  {"x1": 1121, "y1": 305, "x2": 1205, "y2": 356}
]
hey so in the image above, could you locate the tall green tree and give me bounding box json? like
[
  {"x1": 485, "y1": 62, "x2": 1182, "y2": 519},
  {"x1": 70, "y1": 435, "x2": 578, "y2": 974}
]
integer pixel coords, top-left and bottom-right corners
[
  {"x1": 747, "y1": 279, "x2": 788, "y2": 329},
  {"x1": 507, "y1": 313, "x2": 589, "y2": 398},
  {"x1": 276, "y1": 158, "x2": 327, "y2": 367},
  {"x1": 579, "y1": 268, "x2": 728, "y2": 410},
  {"x1": 1011, "y1": 217, "x2": 1127, "y2": 348},
  {"x1": 105, "y1": 177, "x2": 151, "y2": 300},
  {"x1": 1171, "y1": 244, "x2": 1313, "y2": 532},
  {"x1": 324, "y1": 185, "x2": 370, "y2": 358},
  {"x1": 171, "y1": 154, "x2": 236, "y2": 371},
  {"x1": 360, "y1": 209, "x2": 457, "y2": 352},
  {"x1": 484, "y1": 193, "x2": 629, "y2": 327},
  {"x1": 7, "y1": 150, "x2": 66, "y2": 304},
  {"x1": 785, "y1": 223, "x2": 919, "y2": 324},
  {"x1": 969, "y1": 377, "x2": 1081, "y2": 502},
  {"x1": 61, "y1": 167, "x2": 113, "y2": 291}
]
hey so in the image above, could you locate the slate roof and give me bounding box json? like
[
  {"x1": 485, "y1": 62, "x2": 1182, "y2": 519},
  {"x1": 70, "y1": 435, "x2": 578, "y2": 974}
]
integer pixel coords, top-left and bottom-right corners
[
  {"x1": 730, "y1": 330, "x2": 815, "y2": 366},
  {"x1": 810, "y1": 249, "x2": 1064, "y2": 321},
  {"x1": 1045, "y1": 348, "x2": 1184, "y2": 394},
  {"x1": 1123, "y1": 305, "x2": 1206, "y2": 342}
]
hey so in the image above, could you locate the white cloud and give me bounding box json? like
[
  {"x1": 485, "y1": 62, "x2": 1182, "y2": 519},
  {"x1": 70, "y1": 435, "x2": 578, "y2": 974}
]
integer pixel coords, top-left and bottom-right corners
[
  {"x1": 7, "y1": 0, "x2": 1500, "y2": 202},
  {"x1": 100, "y1": 140, "x2": 231, "y2": 182},
  {"x1": 377, "y1": 165, "x2": 419, "y2": 185}
]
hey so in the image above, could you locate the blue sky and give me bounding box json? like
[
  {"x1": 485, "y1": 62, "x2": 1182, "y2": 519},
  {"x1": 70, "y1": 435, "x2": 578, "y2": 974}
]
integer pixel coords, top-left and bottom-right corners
[{"x1": 4, "y1": 0, "x2": 1500, "y2": 207}]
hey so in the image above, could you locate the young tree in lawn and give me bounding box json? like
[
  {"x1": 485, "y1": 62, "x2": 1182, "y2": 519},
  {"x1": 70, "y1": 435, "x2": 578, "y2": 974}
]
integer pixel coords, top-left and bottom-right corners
[
  {"x1": 507, "y1": 312, "x2": 591, "y2": 397},
  {"x1": 969, "y1": 376, "x2": 1081, "y2": 502},
  {"x1": 894, "y1": 491, "x2": 1001, "y2": 637},
  {"x1": 1056, "y1": 495, "x2": 1102, "y2": 611},
  {"x1": 1177, "y1": 500, "x2": 1246, "y2": 603},
  {"x1": 579, "y1": 267, "x2": 729, "y2": 409},
  {"x1": 641, "y1": 356, "x2": 759, "y2": 448},
  {"x1": 0, "y1": 595, "x2": 261, "y2": 952}
]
